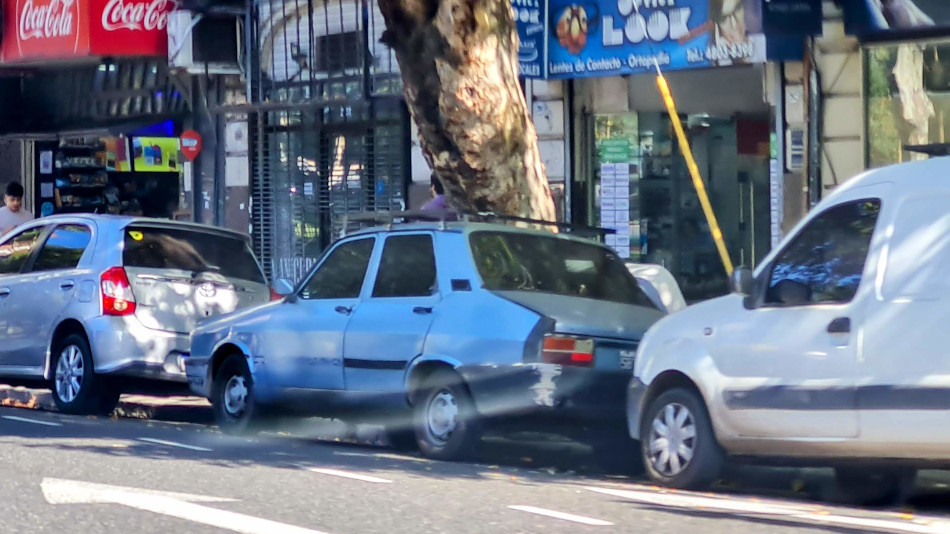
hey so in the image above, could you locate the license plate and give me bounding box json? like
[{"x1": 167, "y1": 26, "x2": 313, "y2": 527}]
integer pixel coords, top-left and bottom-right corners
[{"x1": 619, "y1": 351, "x2": 635, "y2": 370}]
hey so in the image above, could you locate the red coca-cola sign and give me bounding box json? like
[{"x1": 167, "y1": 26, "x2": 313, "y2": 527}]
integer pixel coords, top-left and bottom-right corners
[
  {"x1": 2, "y1": 0, "x2": 176, "y2": 62},
  {"x1": 10, "y1": 0, "x2": 85, "y2": 60},
  {"x1": 89, "y1": 0, "x2": 176, "y2": 56}
]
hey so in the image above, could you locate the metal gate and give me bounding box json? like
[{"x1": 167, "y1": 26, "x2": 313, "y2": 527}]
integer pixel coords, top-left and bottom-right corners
[{"x1": 248, "y1": 0, "x2": 408, "y2": 282}]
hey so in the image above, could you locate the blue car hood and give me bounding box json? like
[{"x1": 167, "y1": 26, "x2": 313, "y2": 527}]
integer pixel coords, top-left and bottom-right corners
[{"x1": 493, "y1": 291, "x2": 664, "y2": 341}]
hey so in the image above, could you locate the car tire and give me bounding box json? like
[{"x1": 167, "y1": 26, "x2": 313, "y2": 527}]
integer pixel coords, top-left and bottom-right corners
[
  {"x1": 413, "y1": 369, "x2": 481, "y2": 461},
  {"x1": 50, "y1": 333, "x2": 114, "y2": 416},
  {"x1": 212, "y1": 354, "x2": 262, "y2": 435},
  {"x1": 835, "y1": 466, "x2": 917, "y2": 507},
  {"x1": 641, "y1": 387, "x2": 724, "y2": 489}
]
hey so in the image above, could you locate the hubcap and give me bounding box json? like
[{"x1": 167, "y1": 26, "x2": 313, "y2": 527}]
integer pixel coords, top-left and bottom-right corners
[
  {"x1": 425, "y1": 389, "x2": 459, "y2": 444},
  {"x1": 55, "y1": 345, "x2": 84, "y2": 404},
  {"x1": 223, "y1": 376, "x2": 248, "y2": 417},
  {"x1": 648, "y1": 402, "x2": 697, "y2": 477}
]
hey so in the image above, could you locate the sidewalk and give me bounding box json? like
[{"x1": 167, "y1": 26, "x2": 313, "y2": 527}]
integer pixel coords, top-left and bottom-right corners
[{"x1": 0, "y1": 384, "x2": 213, "y2": 424}]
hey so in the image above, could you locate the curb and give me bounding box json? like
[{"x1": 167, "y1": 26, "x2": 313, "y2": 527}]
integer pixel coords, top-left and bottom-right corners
[{"x1": 0, "y1": 385, "x2": 213, "y2": 425}]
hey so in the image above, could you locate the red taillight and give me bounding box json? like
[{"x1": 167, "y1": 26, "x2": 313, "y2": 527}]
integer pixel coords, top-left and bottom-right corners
[
  {"x1": 542, "y1": 335, "x2": 595, "y2": 367},
  {"x1": 101, "y1": 267, "x2": 136, "y2": 316},
  {"x1": 270, "y1": 287, "x2": 282, "y2": 301}
]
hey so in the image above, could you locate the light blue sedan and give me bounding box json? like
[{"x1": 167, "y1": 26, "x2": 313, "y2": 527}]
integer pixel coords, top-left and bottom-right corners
[{"x1": 186, "y1": 221, "x2": 665, "y2": 460}]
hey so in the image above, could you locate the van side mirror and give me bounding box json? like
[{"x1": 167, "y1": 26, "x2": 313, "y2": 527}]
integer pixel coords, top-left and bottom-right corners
[{"x1": 730, "y1": 267, "x2": 753, "y2": 296}]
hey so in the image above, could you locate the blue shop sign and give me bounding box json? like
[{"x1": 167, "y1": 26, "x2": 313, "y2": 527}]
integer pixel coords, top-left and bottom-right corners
[
  {"x1": 514, "y1": 0, "x2": 548, "y2": 78},
  {"x1": 546, "y1": 0, "x2": 768, "y2": 79}
]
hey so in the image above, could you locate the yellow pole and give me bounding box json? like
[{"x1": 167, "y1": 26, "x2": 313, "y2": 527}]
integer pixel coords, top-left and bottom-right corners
[{"x1": 655, "y1": 74, "x2": 734, "y2": 276}]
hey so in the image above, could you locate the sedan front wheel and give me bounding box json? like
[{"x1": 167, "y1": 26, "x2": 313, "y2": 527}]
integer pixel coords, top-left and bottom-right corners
[{"x1": 212, "y1": 354, "x2": 262, "y2": 435}]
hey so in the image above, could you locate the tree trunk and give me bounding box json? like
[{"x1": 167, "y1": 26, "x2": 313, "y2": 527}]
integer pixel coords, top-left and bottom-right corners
[{"x1": 378, "y1": 0, "x2": 556, "y2": 221}]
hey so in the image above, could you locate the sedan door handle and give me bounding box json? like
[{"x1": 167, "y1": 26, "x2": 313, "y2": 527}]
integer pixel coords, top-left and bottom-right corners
[
  {"x1": 827, "y1": 317, "x2": 851, "y2": 334},
  {"x1": 412, "y1": 306, "x2": 433, "y2": 315},
  {"x1": 59, "y1": 280, "x2": 75, "y2": 290},
  {"x1": 334, "y1": 305, "x2": 353, "y2": 315},
  {"x1": 0, "y1": 288, "x2": 9, "y2": 297}
]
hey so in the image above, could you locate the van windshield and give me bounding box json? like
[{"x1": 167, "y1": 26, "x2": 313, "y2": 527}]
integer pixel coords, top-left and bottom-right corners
[
  {"x1": 469, "y1": 231, "x2": 656, "y2": 308},
  {"x1": 123, "y1": 226, "x2": 266, "y2": 284}
]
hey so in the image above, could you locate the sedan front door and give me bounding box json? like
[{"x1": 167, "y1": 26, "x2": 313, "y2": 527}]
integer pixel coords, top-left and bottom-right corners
[{"x1": 266, "y1": 236, "x2": 377, "y2": 391}]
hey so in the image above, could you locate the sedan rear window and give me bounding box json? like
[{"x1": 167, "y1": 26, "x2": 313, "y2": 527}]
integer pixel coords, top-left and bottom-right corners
[
  {"x1": 123, "y1": 226, "x2": 265, "y2": 284},
  {"x1": 469, "y1": 231, "x2": 656, "y2": 308}
]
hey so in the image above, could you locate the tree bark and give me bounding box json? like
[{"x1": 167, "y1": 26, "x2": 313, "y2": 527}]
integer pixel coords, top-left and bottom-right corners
[{"x1": 378, "y1": 0, "x2": 556, "y2": 221}]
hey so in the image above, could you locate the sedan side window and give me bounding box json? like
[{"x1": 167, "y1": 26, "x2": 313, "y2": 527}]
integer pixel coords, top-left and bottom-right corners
[
  {"x1": 0, "y1": 227, "x2": 45, "y2": 275},
  {"x1": 372, "y1": 235, "x2": 436, "y2": 298},
  {"x1": 32, "y1": 225, "x2": 92, "y2": 272},
  {"x1": 766, "y1": 199, "x2": 881, "y2": 306},
  {"x1": 300, "y1": 238, "x2": 375, "y2": 300}
]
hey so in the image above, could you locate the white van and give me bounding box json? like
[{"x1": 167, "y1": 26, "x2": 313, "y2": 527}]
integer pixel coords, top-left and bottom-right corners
[{"x1": 627, "y1": 157, "x2": 950, "y2": 504}]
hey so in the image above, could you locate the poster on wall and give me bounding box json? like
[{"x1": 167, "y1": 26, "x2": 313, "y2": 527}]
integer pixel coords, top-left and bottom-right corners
[
  {"x1": 131, "y1": 137, "x2": 180, "y2": 173},
  {"x1": 594, "y1": 113, "x2": 638, "y2": 260},
  {"x1": 104, "y1": 137, "x2": 132, "y2": 172},
  {"x1": 547, "y1": 0, "x2": 767, "y2": 79},
  {"x1": 842, "y1": 0, "x2": 950, "y2": 37}
]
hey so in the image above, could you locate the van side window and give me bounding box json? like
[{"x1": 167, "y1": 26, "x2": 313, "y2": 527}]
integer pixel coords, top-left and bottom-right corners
[{"x1": 766, "y1": 199, "x2": 881, "y2": 306}]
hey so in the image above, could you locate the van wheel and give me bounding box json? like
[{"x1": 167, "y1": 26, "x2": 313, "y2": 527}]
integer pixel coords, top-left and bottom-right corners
[
  {"x1": 835, "y1": 467, "x2": 917, "y2": 506},
  {"x1": 212, "y1": 354, "x2": 262, "y2": 435},
  {"x1": 50, "y1": 334, "x2": 114, "y2": 416},
  {"x1": 641, "y1": 387, "x2": 724, "y2": 489},
  {"x1": 413, "y1": 369, "x2": 481, "y2": 461}
]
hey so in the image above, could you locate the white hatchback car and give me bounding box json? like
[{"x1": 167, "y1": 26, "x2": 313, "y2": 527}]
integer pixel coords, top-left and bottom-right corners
[{"x1": 629, "y1": 157, "x2": 950, "y2": 503}]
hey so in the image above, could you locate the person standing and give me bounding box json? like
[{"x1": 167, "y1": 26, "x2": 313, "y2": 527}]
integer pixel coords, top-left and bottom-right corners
[
  {"x1": 421, "y1": 173, "x2": 448, "y2": 211},
  {"x1": 0, "y1": 182, "x2": 34, "y2": 235}
]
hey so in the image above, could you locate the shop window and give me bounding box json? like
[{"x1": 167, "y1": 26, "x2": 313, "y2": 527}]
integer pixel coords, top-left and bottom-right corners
[{"x1": 866, "y1": 44, "x2": 950, "y2": 167}]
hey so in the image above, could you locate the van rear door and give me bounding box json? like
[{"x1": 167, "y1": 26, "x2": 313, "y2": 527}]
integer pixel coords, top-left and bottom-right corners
[{"x1": 122, "y1": 224, "x2": 269, "y2": 335}]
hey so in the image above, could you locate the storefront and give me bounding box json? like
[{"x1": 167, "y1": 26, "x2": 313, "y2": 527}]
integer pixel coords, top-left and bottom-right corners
[
  {"x1": 840, "y1": 0, "x2": 950, "y2": 167},
  {"x1": 246, "y1": 0, "x2": 410, "y2": 281},
  {"x1": 0, "y1": 0, "x2": 190, "y2": 222},
  {"x1": 518, "y1": 0, "x2": 819, "y2": 302}
]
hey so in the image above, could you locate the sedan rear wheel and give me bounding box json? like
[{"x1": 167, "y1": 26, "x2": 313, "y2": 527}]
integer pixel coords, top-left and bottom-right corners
[
  {"x1": 641, "y1": 387, "x2": 724, "y2": 489},
  {"x1": 413, "y1": 369, "x2": 481, "y2": 461}
]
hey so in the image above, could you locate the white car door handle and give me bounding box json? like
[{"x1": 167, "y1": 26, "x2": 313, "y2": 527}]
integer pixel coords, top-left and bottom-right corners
[
  {"x1": 59, "y1": 280, "x2": 75, "y2": 290},
  {"x1": 828, "y1": 317, "x2": 851, "y2": 334},
  {"x1": 0, "y1": 288, "x2": 9, "y2": 297}
]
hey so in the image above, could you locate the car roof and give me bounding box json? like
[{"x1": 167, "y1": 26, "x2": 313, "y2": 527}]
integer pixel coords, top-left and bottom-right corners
[
  {"x1": 30, "y1": 214, "x2": 251, "y2": 241},
  {"x1": 828, "y1": 156, "x2": 950, "y2": 201},
  {"x1": 345, "y1": 220, "x2": 612, "y2": 247}
]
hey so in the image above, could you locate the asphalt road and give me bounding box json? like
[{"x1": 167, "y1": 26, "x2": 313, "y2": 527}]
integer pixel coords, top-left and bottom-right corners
[{"x1": 2, "y1": 405, "x2": 950, "y2": 534}]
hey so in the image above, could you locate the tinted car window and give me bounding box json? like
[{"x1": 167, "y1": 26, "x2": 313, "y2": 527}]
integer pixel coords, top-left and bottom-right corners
[
  {"x1": 123, "y1": 226, "x2": 265, "y2": 284},
  {"x1": 301, "y1": 238, "x2": 375, "y2": 300},
  {"x1": 767, "y1": 199, "x2": 881, "y2": 305},
  {"x1": 32, "y1": 225, "x2": 91, "y2": 271},
  {"x1": 470, "y1": 231, "x2": 656, "y2": 308},
  {"x1": 373, "y1": 235, "x2": 436, "y2": 298},
  {"x1": 0, "y1": 227, "x2": 45, "y2": 275}
]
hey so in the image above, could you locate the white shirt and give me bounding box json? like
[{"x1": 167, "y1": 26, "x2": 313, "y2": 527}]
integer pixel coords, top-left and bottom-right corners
[{"x1": 0, "y1": 206, "x2": 33, "y2": 235}]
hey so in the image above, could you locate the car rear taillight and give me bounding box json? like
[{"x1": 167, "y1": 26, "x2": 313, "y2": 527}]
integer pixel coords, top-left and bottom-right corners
[
  {"x1": 101, "y1": 267, "x2": 136, "y2": 316},
  {"x1": 269, "y1": 287, "x2": 282, "y2": 301},
  {"x1": 542, "y1": 335, "x2": 595, "y2": 367}
]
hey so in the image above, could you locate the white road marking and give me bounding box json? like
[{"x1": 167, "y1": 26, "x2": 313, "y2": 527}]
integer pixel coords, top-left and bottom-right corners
[
  {"x1": 42, "y1": 478, "x2": 329, "y2": 534},
  {"x1": 508, "y1": 505, "x2": 613, "y2": 526},
  {"x1": 138, "y1": 438, "x2": 213, "y2": 452},
  {"x1": 586, "y1": 486, "x2": 950, "y2": 534},
  {"x1": 308, "y1": 467, "x2": 393, "y2": 484},
  {"x1": 2, "y1": 415, "x2": 62, "y2": 427}
]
